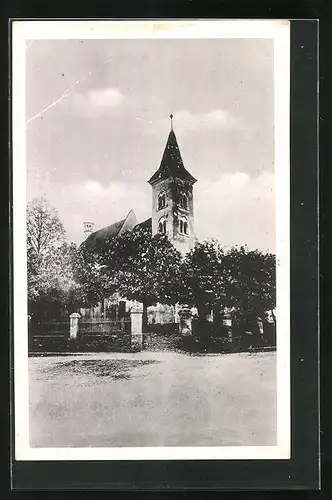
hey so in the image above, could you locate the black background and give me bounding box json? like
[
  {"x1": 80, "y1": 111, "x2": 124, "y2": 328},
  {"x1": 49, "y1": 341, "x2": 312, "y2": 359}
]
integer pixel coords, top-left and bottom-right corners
[{"x1": 2, "y1": 1, "x2": 329, "y2": 495}]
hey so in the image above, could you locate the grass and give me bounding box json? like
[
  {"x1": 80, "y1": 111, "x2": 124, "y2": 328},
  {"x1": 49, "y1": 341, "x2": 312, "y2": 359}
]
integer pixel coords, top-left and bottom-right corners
[{"x1": 42, "y1": 358, "x2": 160, "y2": 380}]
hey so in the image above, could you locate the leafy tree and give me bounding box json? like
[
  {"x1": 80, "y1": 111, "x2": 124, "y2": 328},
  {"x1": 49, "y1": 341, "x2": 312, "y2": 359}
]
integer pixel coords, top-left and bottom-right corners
[
  {"x1": 179, "y1": 242, "x2": 276, "y2": 345},
  {"x1": 180, "y1": 239, "x2": 226, "y2": 323},
  {"x1": 27, "y1": 198, "x2": 82, "y2": 319},
  {"x1": 72, "y1": 220, "x2": 276, "y2": 342},
  {"x1": 27, "y1": 197, "x2": 65, "y2": 258},
  {"x1": 73, "y1": 243, "x2": 117, "y2": 307},
  {"x1": 28, "y1": 240, "x2": 83, "y2": 320},
  {"x1": 223, "y1": 246, "x2": 276, "y2": 328},
  {"x1": 117, "y1": 228, "x2": 183, "y2": 329},
  {"x1": 78, "y1": 224, "x2": 183, "y2": 330}
]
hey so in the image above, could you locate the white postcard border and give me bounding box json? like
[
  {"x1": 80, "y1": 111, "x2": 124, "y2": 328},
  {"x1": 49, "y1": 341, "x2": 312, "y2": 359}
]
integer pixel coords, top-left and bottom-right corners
[{"x1": 12, "y1": 19, "x2": 290, "y2": 461}]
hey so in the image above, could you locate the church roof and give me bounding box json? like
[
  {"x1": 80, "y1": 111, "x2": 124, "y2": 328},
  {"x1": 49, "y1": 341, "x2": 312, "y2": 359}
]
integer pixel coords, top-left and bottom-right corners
[
  {"x1": 84, "y1": 218, "x2": 126, "y2": 247},
  {"x1": 133, "y1": 217, "x2": 152, "y2": 234},
  {"x1": 82, "y1": 215, "x2": 152, "y2": 249},
  {"x1": 148, "y1": 129, "x2": 197, "y2": 186},
  {"x1": 82, "y1": 209, "x2": 138, "y2": 248}
]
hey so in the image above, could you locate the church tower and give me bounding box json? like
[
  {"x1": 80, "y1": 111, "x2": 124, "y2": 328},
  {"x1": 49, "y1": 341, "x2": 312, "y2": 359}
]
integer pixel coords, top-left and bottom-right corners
[{"x1": 148, "y1": 115, "x2": 197, "y2": 255}]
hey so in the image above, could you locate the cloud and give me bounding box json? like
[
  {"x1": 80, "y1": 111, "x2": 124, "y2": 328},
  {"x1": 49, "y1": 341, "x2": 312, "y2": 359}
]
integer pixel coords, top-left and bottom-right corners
[
  {"x1": 28, "y1": 171, "x2": 275, "y2": 251},
  {"x1": 84, "y1": 180, "x2": 105, "y2": 195},
  {"x1": 86, "y1": 87, "x2": 125, "y2": 107},
  {"x1": 68, "y1": 87, "x2": 126, "y2": 117},
  {"x1": 44, "y1": 179, "x2": 151, "y2": 244},
  {"x1": 174, "y1": 109, "x2": 240, "y2": 132},
  {"x1": 79, "y1": 173, "x2": 275, "y2": 252},
  {"x1": 83, "y1": 179, "x2": 133, "y2": 203},
  {"x1": 143, "y1": 108, "x2": 242, "y2": 139},
  {"x1": 195, "y1": 171, "x2": 275, "y2": 252},
  {"x1": 196, "y1": 171, "x2": 274, "y2": 207}
]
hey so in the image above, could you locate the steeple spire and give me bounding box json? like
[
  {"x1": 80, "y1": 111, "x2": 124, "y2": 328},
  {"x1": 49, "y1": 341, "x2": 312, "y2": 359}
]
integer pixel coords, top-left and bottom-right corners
[
  {"x1": 147, "y1": 119, "x2": 197, "y2": 186},
  {"x1": 148, "y1": 116, "x2": 198, "y2": 255}
]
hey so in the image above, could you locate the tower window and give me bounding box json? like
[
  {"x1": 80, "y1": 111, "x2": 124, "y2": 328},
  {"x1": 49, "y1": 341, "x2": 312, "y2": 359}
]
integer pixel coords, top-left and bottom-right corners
[
  {"x1": 158, "y1": 193, "x2": 166, "y2": 210},
  {"x1": 179, "y1": 193, "x2": 188, "y2": 210},
  {"x1": 179, "y1": 218, "x2": 189, "y2": 235},
  {"x1": 158, "y1": 218, "x2": 166, "y2": 234}
]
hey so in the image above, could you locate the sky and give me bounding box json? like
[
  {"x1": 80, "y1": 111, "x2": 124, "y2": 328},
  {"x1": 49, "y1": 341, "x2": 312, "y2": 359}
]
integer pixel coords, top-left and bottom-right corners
[{"x1": 26, "y1": 38, "x2": 275, "y2": 252}]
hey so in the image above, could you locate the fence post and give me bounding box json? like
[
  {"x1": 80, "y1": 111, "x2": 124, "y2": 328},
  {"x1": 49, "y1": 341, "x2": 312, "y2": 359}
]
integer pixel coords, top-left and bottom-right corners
[
  {"x1": 69, "y1": 312, "x2": 80, "y2": 340},
  {"x1": 205, "y1": 308, "x2": 214, "y2": 323},
  {"x1": 130, "y1": 304, "x2": 143, "y2": 351},
  {"x1": 178, "y1": 307, "x2": 193, "y2": 336},
  {"x1": 258, "y1": 320, "x2": 264, "y2": 339},
  {"x1": 28, "y1": 314, "x2": 32, "y2": 351},
  {"x1": 174, "y1": 303, "x2": 180, "y2": 324}
]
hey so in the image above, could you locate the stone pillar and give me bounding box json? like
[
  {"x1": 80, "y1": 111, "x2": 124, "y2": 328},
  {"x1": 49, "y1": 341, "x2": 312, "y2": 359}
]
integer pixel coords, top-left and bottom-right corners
[
  {"x1": 174, "y1": 303, "x2": 181, "y2": 324},
  {"x1": 258, "y1": 320, "x2": 264, "y2": 336},
  {"x1": 130, "y1": 304, "x2": 143, "y2": 351},
  {"x1": 178, "y1": 307, "x2": 193, "y2": 336},
  {"x1": 28, "y1": 314, "x2": 32, "y2": 351},
  {"x1": 223, "y1": 315, "x2": 233, "y2": 342},
  {"x1": 69, "y1": 312, "x2": 80, "y2": 340},
  {"x1": 103, "y1": 298, "x2": 107, "y2": 319},
  {"x1": 205, "y1": 308, "x2": 214, "y2": 322}
]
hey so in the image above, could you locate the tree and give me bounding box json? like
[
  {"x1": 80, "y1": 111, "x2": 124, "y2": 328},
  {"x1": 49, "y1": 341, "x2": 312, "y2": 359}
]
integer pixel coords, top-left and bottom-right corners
[
  {"x1": 27, "y1": 197, "x2": 65, "y2": 258},
  {"x1": 180, "y1": 239, "x2": 226, "y2": 323},
  {"x1": 27, "y1": 198, "x2": 82, "y2": 319},
  {"x1": 77, "y1": 224, "x2": 184, "y2": 330},
  {"x1": 223, "y1": 246, "x2": 276, "y2": 329},
  {"x1": 117, "y1": 228, "x2": 183, "y2": 329},
  {"x1": 73, "y1": 242, "x2": 118, "y2": 307},
  {"x1": 28, "y1": 239, "x2": 83, "y2": 320}
]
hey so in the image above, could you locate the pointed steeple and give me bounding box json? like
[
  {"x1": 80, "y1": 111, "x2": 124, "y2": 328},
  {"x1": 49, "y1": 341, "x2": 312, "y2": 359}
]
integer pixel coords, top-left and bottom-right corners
[{"x1": 148, "y1": 116, "x2": 197, "y2": 186}]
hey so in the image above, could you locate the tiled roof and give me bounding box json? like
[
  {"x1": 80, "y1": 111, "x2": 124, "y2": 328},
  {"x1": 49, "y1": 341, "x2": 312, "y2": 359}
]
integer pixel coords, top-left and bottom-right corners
[
  {"x1": 133, "y1": 217, "x2": 152, "y2": 234},
  {"x1": 82, "y1": 217, "x2": 152, "y2": 249},
  {"x1": 83, "y1": 218, "x2": 126, "y2": 247}
]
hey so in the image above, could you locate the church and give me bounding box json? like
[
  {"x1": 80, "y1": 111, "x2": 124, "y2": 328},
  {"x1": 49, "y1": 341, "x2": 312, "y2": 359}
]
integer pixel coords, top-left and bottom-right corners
[{"x1": 80, "y1": 116, "x2": 199, "y2": 323}]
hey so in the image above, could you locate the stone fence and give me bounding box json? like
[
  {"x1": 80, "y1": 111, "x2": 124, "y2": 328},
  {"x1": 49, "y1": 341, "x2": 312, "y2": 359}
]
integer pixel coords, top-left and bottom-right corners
[
  {"x1": 70, "y1": 304, "x2": 144, "y2": 352},
  {"x1": 29, "y1": 304, "x2": 144, "y2": 353},
  {"x1": 29, "y1": 305, "x2": 275, "y2": 354},
  {"x1": 177, "y1": 307, "x2": 276, "y2": 352}
]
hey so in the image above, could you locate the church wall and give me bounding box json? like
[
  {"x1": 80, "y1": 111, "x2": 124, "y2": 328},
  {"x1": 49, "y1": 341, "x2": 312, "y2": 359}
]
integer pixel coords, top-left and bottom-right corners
[
  {"x1": 151, "y1": 177, "x2": 196, "y2": 255},
  {"x1": 172, "y1": 178, "x2": 196, "y2": 255},
  {"x1": 147, "y1": 303, "x2": 176, "y2": 324},
  {"x1": 151, "y1": 178, "x2": 175, "y2": 240}
]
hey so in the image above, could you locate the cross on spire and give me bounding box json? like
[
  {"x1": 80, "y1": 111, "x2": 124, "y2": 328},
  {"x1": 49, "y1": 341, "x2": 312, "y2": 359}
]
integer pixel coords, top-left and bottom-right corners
[{"x1": 170, "y1": 113, "x2": 173, "y2": 130}]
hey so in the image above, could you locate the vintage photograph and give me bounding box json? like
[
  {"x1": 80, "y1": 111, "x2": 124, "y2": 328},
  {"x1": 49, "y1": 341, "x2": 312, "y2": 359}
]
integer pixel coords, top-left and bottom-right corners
[{"x1": 13, "y1": 20, "x2": 290, "y2": 460}]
